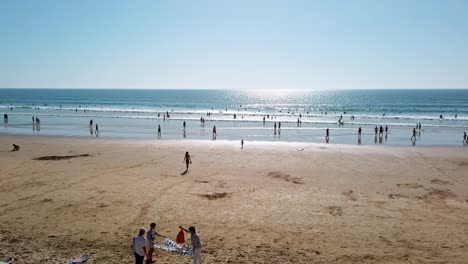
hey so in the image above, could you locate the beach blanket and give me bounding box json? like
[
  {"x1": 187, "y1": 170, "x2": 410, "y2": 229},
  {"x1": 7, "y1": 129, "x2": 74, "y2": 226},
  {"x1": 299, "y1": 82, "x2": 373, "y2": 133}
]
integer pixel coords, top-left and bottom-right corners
[
  {"x1": 69, "y1": 255, "x2": 90, "y2": 264},
  {"x1": 0, "y1": 257, "x2": 14, "y2": 264},
  {"x1": 155, "y1": 238, "x2": 193, "y2": 257}
]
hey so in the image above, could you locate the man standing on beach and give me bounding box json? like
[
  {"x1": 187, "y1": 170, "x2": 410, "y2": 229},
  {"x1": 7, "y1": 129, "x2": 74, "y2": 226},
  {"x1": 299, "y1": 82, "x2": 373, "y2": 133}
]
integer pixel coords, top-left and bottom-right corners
[
  {"x1": 179, "y1": 226, "x2": 203, "y2": 264},
  {"x1": 132, "y1": 228, "x2": 148, "y2": 264}
]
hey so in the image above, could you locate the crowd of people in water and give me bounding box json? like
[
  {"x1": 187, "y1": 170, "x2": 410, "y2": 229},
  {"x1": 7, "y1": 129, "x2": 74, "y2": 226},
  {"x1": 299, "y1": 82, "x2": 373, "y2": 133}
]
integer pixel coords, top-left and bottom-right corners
[{"x1": 3, "y1": 110, "x2": 468, "y2": 146}]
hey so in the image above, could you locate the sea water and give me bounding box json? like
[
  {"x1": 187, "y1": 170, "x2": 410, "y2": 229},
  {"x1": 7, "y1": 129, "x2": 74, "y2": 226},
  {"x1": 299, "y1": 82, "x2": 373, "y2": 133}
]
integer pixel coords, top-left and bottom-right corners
[{"x1": 1, "y1": 89, "x2": 467, "y2": 146}]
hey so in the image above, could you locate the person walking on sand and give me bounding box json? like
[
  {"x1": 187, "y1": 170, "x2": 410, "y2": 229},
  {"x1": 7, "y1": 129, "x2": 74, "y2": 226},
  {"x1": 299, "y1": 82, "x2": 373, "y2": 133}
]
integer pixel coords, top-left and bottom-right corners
[
  {"x1": 374, "y1": 126, "x2": 378, "y2": 135},
  {"x1": 241, "y1": 139, "x2": 244, "y2": 149},
  {"x1": 157, "y1": 125, "x2": 161, "y2": 138},
  {"x1": 184, "y1": 152, "x2": 192, "y2": 171},
  {"x1": 212, "y1": 125, "x2": 217, "y2": 140},
  {"x1": 95, "y1": 123, "x2": 99, "y2": 136},
  {"x1": 358, "y1": 127, "x2": 362, "y2": 137},
  {"x1": 179, "y1": 226, "x2": 203, "y2": 264},
  {"x1": 463, "y1": 132, "x2": 467, "y2": 145},
  {"x1": 385, "y1": 125, "x2": 388, "y2": 134},
  {"x1": 131, "y1": 228, "x2": 148, "y2": 264},
  {"x1": 146, "y1": 222, "x2": 167, "y2": 264},
  {"x1": 325, "y1": 128, "x2": 330, "y2": 140}
]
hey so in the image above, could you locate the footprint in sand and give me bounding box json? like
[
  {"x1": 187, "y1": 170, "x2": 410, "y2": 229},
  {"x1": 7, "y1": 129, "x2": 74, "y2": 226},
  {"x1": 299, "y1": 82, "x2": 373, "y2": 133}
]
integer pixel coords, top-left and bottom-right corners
[
  {"x1": 342, "y1": 190, "x2": 358, "y2": 201},
  {"x1": 267, "y1": 171, "x2": 304, "y2": 184},
  {"x1": 396, "y1": 183, "x2": 424, "y2": 189},
  {"x1": 327, "y1": 206, "x2": 343, "y2": 216},
  {"x1": 422, "y1": 188, "x2": 456, "y2": 203},
  {"x1": 388, "y1": 193, "x2": 408, "y2": 199},
  {"x1": 200, "y1": 192, "x2": 229, "y2": 200},
  {"x1": 430, "y1": 179, "x2": 450, "y2": 185}
]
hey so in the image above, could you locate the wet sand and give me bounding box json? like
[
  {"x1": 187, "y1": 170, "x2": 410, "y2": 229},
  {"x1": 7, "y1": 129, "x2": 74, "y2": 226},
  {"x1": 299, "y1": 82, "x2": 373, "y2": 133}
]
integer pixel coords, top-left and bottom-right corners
[{"x1": 0, "y1": 135, "x2": 467, "y2": 263}]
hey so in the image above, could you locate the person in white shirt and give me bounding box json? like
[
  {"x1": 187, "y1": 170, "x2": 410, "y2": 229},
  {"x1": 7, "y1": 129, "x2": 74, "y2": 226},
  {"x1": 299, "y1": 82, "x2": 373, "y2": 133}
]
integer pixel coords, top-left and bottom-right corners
[
  {"x1": 132, "y1": 228, "x2": 148, "y2": 264},
  {"x1": 180, "y1": 226, "x2": 203, "y2": 264}
]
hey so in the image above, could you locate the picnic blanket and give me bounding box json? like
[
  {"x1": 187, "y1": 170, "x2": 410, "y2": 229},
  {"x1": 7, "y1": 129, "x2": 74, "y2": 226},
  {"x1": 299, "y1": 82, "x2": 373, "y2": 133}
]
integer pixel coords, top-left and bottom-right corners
[{"x1": 155, "y1": 238, "x2": 193, "y2": 257}]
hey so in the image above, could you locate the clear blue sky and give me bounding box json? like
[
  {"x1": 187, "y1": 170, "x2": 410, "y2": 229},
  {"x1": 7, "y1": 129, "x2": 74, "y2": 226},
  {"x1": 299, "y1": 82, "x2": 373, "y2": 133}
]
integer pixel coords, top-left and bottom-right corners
[{"x1": 1, "y1": 0, "x2": 467, "y2": 89}]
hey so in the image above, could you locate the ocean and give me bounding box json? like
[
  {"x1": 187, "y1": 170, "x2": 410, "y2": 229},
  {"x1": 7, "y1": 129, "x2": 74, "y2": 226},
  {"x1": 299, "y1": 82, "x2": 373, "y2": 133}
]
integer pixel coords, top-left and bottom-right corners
[{"x1": 1, "y1": 89, "x2": 467, "y2": 146}]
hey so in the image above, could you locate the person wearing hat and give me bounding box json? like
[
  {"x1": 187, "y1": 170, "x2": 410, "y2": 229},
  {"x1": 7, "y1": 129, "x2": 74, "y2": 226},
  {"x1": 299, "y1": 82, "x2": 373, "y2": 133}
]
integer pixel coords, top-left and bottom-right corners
[{"x1": 132, "y1": 228, "x2": 148, "y2": 264}]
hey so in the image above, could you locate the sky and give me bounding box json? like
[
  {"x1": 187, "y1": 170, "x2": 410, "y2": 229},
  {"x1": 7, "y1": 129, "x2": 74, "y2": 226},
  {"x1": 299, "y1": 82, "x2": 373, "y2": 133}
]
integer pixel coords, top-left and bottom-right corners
[{"x1": 1, "y1": 0, "x2": 468, "y2": 89}]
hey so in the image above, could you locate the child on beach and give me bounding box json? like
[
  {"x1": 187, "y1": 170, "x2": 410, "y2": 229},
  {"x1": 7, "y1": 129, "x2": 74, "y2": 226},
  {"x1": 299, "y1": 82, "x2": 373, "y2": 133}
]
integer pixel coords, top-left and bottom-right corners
[
  {"x1": 179, "y1": 226, "x2": 203, "y2": 264},
  {"x1": 146, "y1": 222, "x2": 167, "y2": 264},
  {"x1": 11, "y1": 144, "x2": 20, "y2": 151}
]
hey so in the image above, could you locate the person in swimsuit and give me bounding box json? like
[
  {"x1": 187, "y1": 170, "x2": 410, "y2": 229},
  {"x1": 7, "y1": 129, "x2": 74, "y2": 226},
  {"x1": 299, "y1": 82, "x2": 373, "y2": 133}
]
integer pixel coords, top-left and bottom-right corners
[{"x1": 183, "y1": 152, "x2": 192, "y2": 171}]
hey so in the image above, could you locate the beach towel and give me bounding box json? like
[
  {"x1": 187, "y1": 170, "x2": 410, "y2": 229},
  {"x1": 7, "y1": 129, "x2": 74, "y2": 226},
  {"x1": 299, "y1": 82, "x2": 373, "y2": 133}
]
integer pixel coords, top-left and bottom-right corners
[
  {"x1": 69, "y1": 255, "x2": 90, "y2": 264},
  {"x1": 154, "y1": 238, "x2": 193, "y2": 257},
  {"x1": 0, "y1": 257, "x2": 13, "y2": 264},
  {"x1": 176, "y1": 229, "x2": 185, "y2": 244}
]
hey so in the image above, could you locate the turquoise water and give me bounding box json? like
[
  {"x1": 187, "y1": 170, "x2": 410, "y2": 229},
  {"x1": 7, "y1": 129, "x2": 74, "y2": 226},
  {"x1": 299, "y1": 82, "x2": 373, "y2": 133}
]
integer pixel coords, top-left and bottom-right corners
[{"x1": 1, "y1": 89, "x2": 467, "y2": 146}]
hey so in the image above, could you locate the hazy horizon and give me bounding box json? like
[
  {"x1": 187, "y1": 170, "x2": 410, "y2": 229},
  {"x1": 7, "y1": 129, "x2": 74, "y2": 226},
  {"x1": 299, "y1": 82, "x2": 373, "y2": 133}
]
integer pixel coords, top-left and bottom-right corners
[{"x1": 2, "y1": 0, "x2": 468, "y2": 90}]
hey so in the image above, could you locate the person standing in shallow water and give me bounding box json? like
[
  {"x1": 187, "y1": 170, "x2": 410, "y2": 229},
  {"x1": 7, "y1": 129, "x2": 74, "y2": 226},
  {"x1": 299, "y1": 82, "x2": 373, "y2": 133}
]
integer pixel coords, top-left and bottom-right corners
[
  {"x1": 157, "y1": 125, "x2": 161, "y2": 138},
  {"x1": 411, "y1": 127, "x2": 416, "y2": 141},
  {"x1": 183, "y1": 152, "x2": 192, "y2": 171},
  {"x1": 463, "y1": 132, "x2": 467, "y2": 145}
]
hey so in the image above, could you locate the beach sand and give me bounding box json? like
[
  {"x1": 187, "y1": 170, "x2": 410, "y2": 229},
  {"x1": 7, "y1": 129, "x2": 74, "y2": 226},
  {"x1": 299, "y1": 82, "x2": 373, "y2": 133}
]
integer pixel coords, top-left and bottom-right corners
[{"x1": 0, "y1": 135, "x2": 467, "y2": 263}]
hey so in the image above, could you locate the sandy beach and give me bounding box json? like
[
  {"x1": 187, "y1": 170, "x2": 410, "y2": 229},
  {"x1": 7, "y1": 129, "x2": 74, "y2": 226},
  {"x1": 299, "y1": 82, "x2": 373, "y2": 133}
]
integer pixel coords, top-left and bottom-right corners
[{"x1": 0, "y1": 135, "x2": 467, "y2": 263}]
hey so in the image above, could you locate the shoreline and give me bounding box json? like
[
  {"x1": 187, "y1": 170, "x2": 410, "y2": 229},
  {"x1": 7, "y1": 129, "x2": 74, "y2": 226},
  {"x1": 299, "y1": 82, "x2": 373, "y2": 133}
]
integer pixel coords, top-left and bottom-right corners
[{"x1": 2, "y1": 133, "x2": 468, "y2": 150}]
